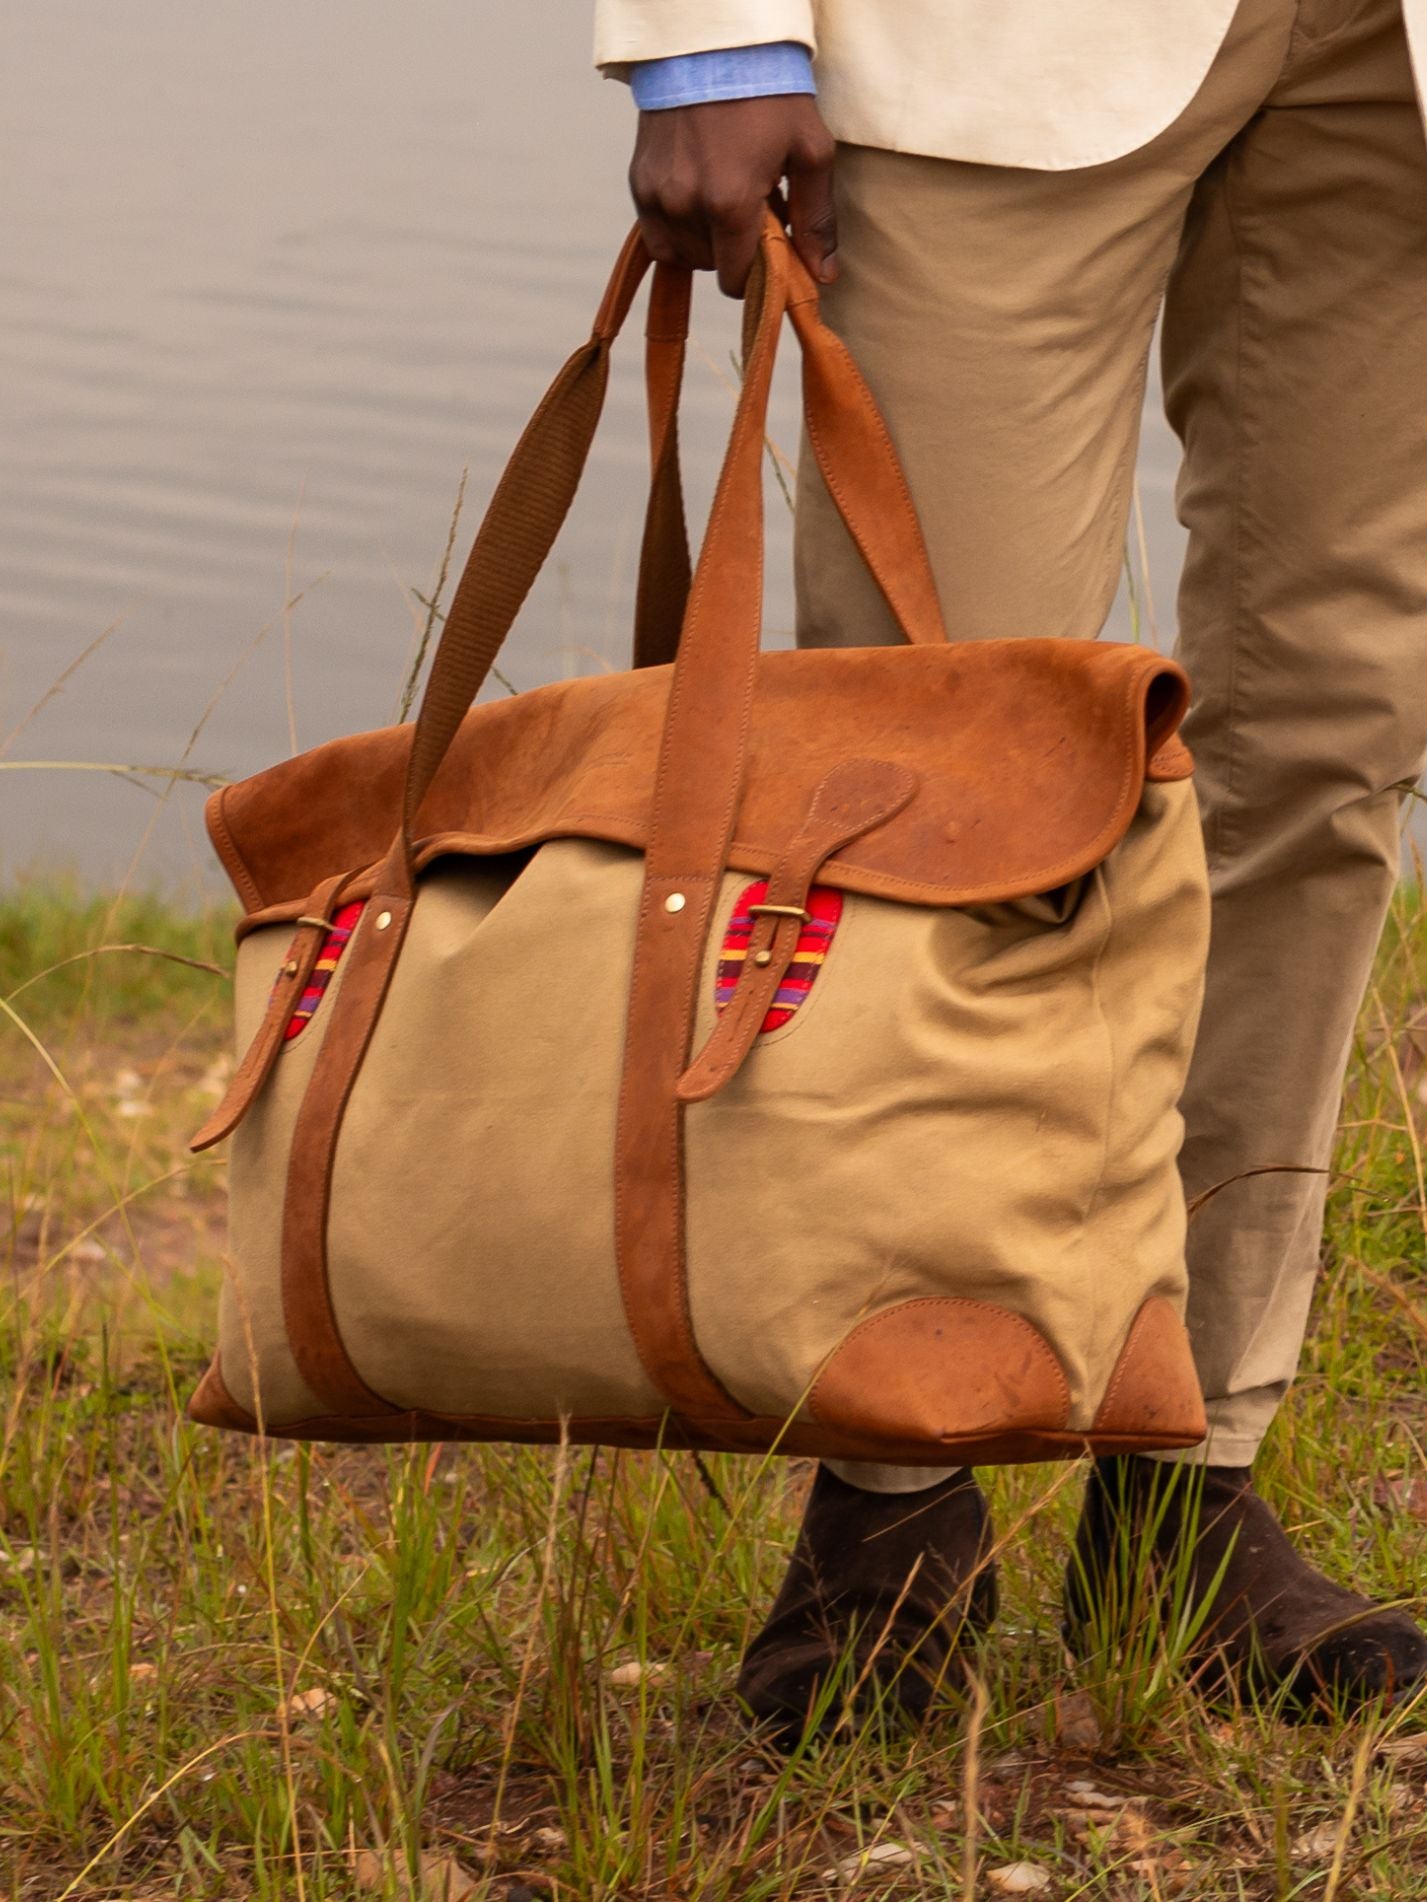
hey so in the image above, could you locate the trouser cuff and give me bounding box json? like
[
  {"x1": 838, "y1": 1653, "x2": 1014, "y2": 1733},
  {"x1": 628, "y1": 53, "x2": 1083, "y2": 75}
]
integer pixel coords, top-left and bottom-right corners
[
  {"x1": 1138, "y1": 1427, "x2": 1266, "y2": 1469},
  {"x1": 821, "y1": 1457, "x2": 967, "y2": 1494}
]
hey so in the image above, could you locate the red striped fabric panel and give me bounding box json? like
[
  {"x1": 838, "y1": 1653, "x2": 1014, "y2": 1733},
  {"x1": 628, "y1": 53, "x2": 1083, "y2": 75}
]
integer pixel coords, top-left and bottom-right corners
[
  {"x1": 715, "y1": 880, "x2": 842, "y2": 1033},
  {"x1": 276, "y1": 899, "x2": 367, "y2": 1041}
]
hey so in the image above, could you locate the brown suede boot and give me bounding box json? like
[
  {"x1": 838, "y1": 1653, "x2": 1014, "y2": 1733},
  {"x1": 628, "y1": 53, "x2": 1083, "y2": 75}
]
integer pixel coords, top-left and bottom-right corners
[
  {"x1": 1066, "y1": 1457, "x2": 1427, "y2": 1712},
  {"x1": 737, "y1": 1465, "x2": 997, "y2": 1739}
]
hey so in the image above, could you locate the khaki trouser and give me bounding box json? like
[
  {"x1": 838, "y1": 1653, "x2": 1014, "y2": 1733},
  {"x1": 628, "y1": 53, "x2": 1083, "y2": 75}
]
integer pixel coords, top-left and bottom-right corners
[{"x1": 808, "y1": 0, "x2": 1427, "y2": 1487}]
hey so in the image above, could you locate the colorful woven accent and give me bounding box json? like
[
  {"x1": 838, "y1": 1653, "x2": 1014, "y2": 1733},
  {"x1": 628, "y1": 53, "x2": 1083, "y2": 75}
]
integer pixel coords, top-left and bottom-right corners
[
  {"x1": 716, "y1": 880, "x2": 843, "y2": 1033},
  {"x1": 278, "y1": 900, "x2": 367, "y2": 1040}
]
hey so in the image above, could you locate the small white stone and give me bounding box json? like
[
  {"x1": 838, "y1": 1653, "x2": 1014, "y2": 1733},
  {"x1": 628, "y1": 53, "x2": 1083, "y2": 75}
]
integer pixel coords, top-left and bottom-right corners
[
  {"x1": 986, "y1": 1862, "x2": 1052, "y2": 1895},
  {"x1": 1063, "y1": 1786, "x2": 1124, "y2": 1810},
  {"x1": 278, "y1": 1685, "x2": 336, "y2": 1722},
  {"x1": 605, "y1": 1659, "x2": 669, "y2": 1687},
  {"x1": 823, "y1": 1843, "x2": 916, "y2": 1880},
  {"x1": 1293, "y1": 1822, "x2": 1345, "y2": 1863}
]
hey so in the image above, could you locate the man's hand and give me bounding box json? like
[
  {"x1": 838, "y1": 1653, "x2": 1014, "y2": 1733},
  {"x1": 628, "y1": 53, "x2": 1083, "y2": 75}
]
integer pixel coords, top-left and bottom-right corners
[{"x1": 629, "y1": 95, "x2": 838, "y2": 298}]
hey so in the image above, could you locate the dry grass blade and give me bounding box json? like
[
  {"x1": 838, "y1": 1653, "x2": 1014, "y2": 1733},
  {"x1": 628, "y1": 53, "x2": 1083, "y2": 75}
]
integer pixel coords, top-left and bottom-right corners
[
  {"x1": 50, "y1": 1730, "x2": 271, "y2": 1902},
  {"x1": 962, "y1": 1665, "x2": 988, "y2": 1899},
  {"x1": 4, "y1": 942, "x2": 229, "y2": 1002},
  {"x1": 0, "y1": 612, "x2": 130, "y2": 756},
  {"x1": 283, "y1": 482, "x2": 305, "y2": 758},
  {"x1": 1322, "y1": 1724, "x2": 1374, "y2": 1902},
  {"x1": 1185, "y1": 1161, "x2": 1330, "y2": 1220},
  {"x1": 398, "y1": 468, "x2": 469, "y2": 723},
  {"x1": 0, "y1": 760, "x2": 228, "y2": 787},
  {"x1": 406, "y1": 590, "x2": 518, "y2": 701}
]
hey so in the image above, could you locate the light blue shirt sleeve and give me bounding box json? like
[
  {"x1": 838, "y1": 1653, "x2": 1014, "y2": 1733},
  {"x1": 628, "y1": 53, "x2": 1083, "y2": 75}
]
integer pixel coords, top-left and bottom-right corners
[{"x1": 629, "y1": 42, "x2": 816, "y2": 111}]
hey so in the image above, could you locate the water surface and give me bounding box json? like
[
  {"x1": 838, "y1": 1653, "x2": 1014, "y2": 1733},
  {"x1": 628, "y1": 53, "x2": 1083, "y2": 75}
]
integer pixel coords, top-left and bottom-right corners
[{"x1": 5, "y1": 2, "x2": 1196, "y2": 889}]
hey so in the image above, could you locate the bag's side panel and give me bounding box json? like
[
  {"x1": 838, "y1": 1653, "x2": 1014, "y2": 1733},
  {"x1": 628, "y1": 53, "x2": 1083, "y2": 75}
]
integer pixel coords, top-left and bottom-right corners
[
  {"x1": 683, "y1": 779, "x2": 1208, "y2": 1445},
  {"x1": 683, "y1": 857, "x2": 1120, "y2": 1425},
  {"x1": 217, "y1": 925, "x2": 347, "y2": 1425},
  {"x1": 1070, "y1": 776, "x2": 1210, "y2": 1428},
  {"x1": 323, "y1": 844, "x2": 667, "y2": 1421}
]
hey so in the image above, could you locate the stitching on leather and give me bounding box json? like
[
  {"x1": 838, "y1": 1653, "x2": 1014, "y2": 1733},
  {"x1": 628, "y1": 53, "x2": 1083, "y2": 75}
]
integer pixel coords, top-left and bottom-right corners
[
  {"x1": 802, "y1": 374, "x2": 936, "y2": 645},
  {"x1": 209, "y1": 788, "x2": 264, "y2": 914},
  {"x1": 233, "y1": 781, "x2": 1185, "y2": 923},
  {"x1": 807, "y1": 1295, "x2": 1072, "y2": 1428},
  {"x1": 1091, "y1": 1297, "x2": 1174, "y2": 1429},
  {"x1": 794, "y1": 308, "x2": 935, "y2": 636},
  {"x1": 236, "y1": 666, "x2": 1176, "y2": 921},
  {"x1": 614, "y1": 878, "x2": 745, "y2": 1417},
  {"x1": 220, "y1": 648, "x2": 1185, "y2": 921}
]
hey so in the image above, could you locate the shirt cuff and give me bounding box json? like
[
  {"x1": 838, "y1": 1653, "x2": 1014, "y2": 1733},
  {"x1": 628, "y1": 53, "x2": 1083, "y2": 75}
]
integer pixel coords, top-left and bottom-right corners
[{"x1": 629, "y1": 42, "x2": 816, "y2": 111}]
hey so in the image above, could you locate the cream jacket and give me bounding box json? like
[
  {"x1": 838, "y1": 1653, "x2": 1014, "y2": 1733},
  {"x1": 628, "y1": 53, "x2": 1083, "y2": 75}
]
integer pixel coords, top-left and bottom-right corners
[{"x1": 595, "y1": 0, "x2": 1427, "y2": 169}]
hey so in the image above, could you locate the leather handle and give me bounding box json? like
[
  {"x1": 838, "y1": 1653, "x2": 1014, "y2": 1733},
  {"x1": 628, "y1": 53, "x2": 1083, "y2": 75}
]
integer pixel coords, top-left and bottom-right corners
[
  {"x1": 632, "y1": 239, "x2": 950, "y2": 668},
  {"x1": 398, "y1": 226, "x2": 665, "y2": 851},
  {"x1": 396, "y1": 216, "x2": 948, "y2": 870},
  {"x1": 633, "y1": 264, "x2": 693, "y2": 670},
  {"x1": 786, "y1": 256, "x2": 947, "y2": 649}
]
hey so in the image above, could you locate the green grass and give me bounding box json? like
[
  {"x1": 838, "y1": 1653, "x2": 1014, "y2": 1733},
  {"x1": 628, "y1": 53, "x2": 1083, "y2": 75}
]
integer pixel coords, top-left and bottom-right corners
[{"x1": 2, "y1": 873, "x2": 1426, "y2": 1901}]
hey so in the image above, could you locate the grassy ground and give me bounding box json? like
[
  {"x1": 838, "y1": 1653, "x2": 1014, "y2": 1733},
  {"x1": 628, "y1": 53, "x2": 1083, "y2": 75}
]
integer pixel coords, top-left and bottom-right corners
[{"x1": 2, "y1": 874, "x2": 1426, "y2": 1902}]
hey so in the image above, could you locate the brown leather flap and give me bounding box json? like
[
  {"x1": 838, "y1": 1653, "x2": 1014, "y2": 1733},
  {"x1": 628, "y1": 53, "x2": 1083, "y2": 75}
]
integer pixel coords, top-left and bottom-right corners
[{"x1": 211, "y1": 637, "x2": 1191, "y2": 925}]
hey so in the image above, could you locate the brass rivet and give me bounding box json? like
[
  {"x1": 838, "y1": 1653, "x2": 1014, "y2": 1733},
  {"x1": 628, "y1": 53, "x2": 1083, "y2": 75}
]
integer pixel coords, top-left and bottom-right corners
[
  {"x1": 664, "y1": 892, "x2": 686, "y2": 914},
  {"x1": 282, "y1": 959, "x2": 299, "y2": 977},
  {"x1": 753, "y1": 950, "x2": 773, "y2": 967},
  {"x1": 375, "y1": 910, "x2": 393, "y2": 930}
]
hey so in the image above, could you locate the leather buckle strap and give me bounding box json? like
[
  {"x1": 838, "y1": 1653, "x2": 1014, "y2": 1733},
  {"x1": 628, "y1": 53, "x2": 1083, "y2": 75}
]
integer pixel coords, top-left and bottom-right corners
[
  {"x1": 190, "y1": 869, "x2": 349, "y2": 1154},
  {"x1": 676, "y1": 760, "x2": 919, "y2": 1105}
]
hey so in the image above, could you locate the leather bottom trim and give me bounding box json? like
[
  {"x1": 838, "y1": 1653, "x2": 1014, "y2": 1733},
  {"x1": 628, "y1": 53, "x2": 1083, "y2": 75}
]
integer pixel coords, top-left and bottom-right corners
[
  {"x1": 1090, "y1": 1293, "x2": 1208, "y2": 1441},
  {"x1": 808, "y1": 1295, "x2": 1072, "y2": 1441},
  {"x1": 187, "y1": 1357, "x2": 1204, "y2": 1462},
  {"x1": 189, "y1": 1355, "x2": 267, "y2": 1432}
]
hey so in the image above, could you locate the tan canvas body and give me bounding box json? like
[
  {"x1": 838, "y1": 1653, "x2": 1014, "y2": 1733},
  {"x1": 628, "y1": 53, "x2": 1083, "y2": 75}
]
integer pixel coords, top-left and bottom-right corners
[{"x1": 191, "y1": 226, "x2": 1212, "y2": 1464}]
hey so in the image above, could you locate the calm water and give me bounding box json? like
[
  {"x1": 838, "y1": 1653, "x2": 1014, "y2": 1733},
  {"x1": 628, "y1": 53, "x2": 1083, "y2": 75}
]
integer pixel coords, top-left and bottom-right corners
[{"x1": 4, "y1": 2, "x2": 1191, "y2": 890}]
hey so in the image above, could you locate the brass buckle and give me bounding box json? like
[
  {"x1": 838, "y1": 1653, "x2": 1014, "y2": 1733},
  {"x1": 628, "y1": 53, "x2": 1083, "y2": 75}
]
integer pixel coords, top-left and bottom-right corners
[{"x1": 747, "y1": 903, "x2": 810, "y2": 924}]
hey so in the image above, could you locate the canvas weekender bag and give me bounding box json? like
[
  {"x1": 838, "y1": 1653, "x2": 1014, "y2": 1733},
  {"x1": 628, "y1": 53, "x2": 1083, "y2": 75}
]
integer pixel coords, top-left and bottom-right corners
[{"x1": 188, "y1": 218, "x2": 1212, "y2": 1465}]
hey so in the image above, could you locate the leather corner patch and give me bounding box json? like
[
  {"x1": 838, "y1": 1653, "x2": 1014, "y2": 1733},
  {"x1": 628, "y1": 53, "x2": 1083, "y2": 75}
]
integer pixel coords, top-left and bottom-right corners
[
  {"x1": 809, "y1": 1297, "x2": 1072, "y2": 1444},
  {"x1": 1089, "y1": 1295, "x2": 1207, "y2": 1445},
  {"x1": 715, "y1": 880, "x2": 842, "y2": 1032},
  {"x1": 187, "y1": 1356, "x2": 259, "y2": 1432}
]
